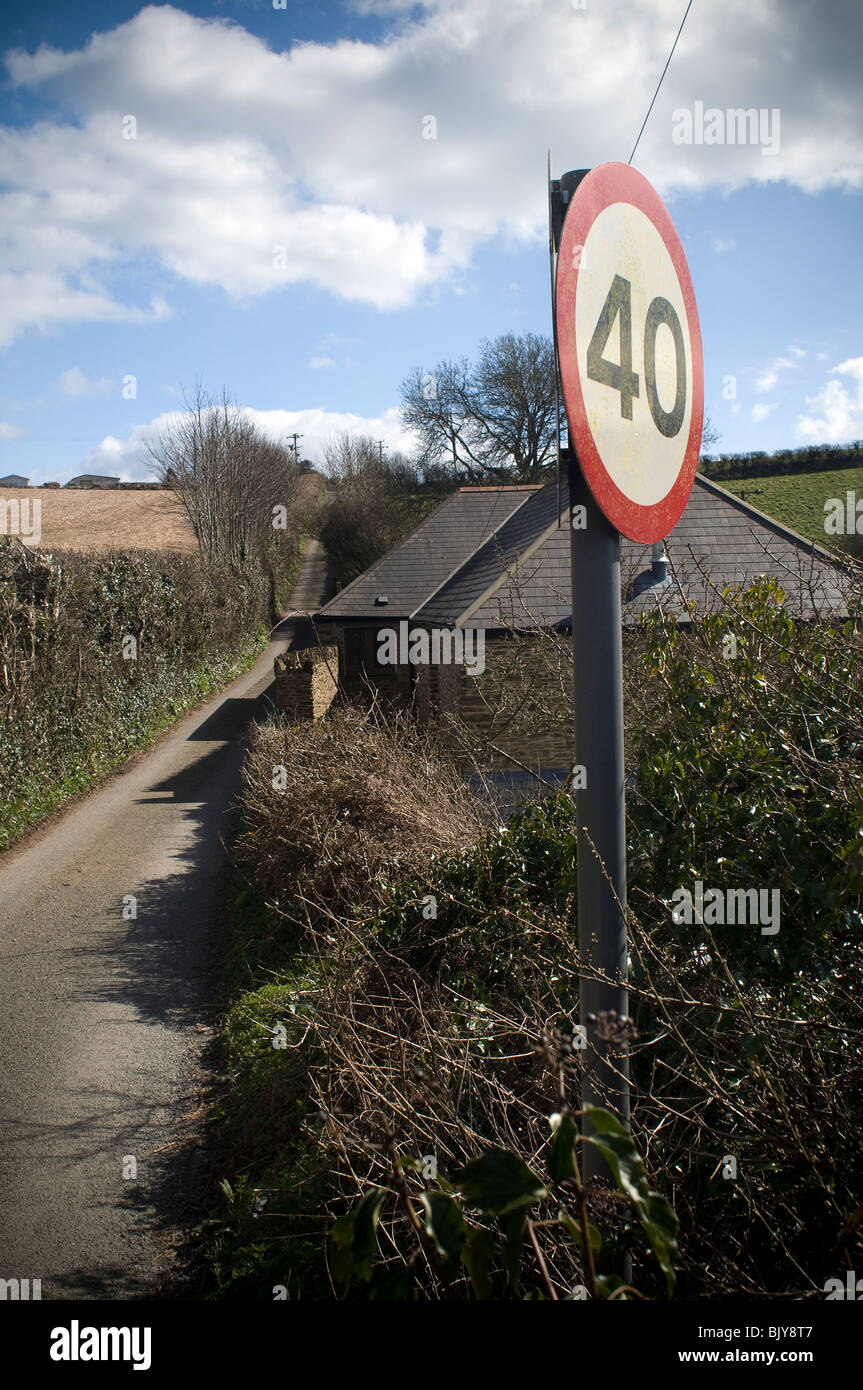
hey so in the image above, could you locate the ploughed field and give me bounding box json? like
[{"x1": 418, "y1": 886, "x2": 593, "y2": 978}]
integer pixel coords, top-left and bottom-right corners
[{"x1": 5, "y1": 487, "x2": 197, "y2": 552}]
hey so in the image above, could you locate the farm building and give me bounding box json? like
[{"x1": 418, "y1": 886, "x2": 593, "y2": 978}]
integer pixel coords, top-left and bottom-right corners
[
  {"x1": 303, "y1": 476, "x2": 850, "y2": 780},
  {"x1": 64, "y1": 474, "x2": 121, "y2": 489},
  {"x1": 0, "y1": 474, "x2": 29, "y2": 487}
]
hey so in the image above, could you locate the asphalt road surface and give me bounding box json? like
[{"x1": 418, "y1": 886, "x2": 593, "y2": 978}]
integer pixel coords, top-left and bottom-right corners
[{"x1": 0, "y1": 539, "x2": 333, "y2": 1299}]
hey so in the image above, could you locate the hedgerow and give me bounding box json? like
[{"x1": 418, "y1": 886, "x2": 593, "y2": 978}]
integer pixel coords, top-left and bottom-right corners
[
  {"x1": 203, "y1": 571, "x2": 863, "y2": 1299},
  {"x1": 0, "y1": 543, "x2": 298, "y2": 847}
]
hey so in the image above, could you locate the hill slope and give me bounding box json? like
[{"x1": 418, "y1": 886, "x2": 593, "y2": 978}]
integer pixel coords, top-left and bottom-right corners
[{"x1": 719, "y1": 466, "x2": 863, "y2": 557}]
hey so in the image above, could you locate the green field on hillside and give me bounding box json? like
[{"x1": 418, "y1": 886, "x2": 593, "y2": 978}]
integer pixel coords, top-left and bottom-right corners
[{"x1": 719, "y1": 466, "x2": 863, "y2": 556}]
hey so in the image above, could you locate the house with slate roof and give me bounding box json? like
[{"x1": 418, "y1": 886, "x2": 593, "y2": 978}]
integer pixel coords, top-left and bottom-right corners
[{"x1": 314, "y1": 475, "x2": 850, "y2": 780}]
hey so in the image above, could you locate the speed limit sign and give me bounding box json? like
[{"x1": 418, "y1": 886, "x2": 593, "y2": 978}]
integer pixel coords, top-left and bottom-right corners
[{"x1": 556, "y1": 162, "x2": 703, "y2": 543}]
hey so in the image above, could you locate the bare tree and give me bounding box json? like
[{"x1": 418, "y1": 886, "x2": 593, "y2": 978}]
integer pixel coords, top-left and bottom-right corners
[
  {"x1": 403, "y1": 332, "x2": 721, "y2": 485},
  {"x1": 147, "y1": 383, "x2": 302, "y2": 575},
  {"x1": 319, "y1": 432, "x2": 426, "y2": 586},
  {"x1": 321, "y1": 431, "x2": 418, "y2": 491},
  {"x1": 400, "y1": 332, "x2": 557, "y2": 484},
  {"x1": 701, "y1": 415, "x2": 721, "y2": 453},
  {"x1": 321, "y1": 432, "x2": 383, "y2": 486}
]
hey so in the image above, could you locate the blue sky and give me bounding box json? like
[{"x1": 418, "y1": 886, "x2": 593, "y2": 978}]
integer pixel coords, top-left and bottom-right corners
[{"x1": 1, "y1": 0, "x2": 862, "y2": 483}]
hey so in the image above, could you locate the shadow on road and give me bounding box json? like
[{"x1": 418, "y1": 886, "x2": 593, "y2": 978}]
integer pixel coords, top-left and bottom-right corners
[{"x1": 36, "y1": 685, "x2": 283, "y2": 1294}]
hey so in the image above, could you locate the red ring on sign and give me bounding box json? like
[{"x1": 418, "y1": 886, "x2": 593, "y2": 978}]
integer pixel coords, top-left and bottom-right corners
[{"x1": 556, "y1": 162, "x2": 703, "y2": 543}]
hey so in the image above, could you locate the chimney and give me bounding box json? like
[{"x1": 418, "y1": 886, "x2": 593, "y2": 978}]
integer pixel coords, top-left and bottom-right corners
[{"x1": 651, "y1": 541, "x2": 668, "y2": 582}]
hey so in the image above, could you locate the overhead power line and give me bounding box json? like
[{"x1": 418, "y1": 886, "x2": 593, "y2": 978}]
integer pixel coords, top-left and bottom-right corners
[{"x1": 628, "y1": 0, "x2": 694, "y2": 166}]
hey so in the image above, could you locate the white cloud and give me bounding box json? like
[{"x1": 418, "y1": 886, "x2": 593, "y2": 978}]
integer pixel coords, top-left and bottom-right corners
[
  {"x1": 711, "y1": 236, "x2": 736, "y2": 254},
  {"x1": 81, "y1": 403, "x2": 417, "y2": 480},
  {"x1": 0, "y1": 421, "x2": 24, "y2": 440},
  {"x1": 307, "y1": 356, "x2": 336, "y2": 370},
  {"x1": 797, "y1": 357, "x2": 863, "y2": 442},
  {"x1": 56, "y1": 367, "x2": 114, "y2": 399},
  {"x1": 755, "y1": 355, "x2": 797, "y2": 393},
  {"x1": 752, "y1": 402, "x2": 777, "y2": 423},
  {"x1": 244, "y1": 405, "x2": 417, "y2": 467},
  {"x1": 1, "y1": 1, "x2": 862, "y2": 343},
  {"x1": 0, "y1": 269, "x2": 170, "y2": 349}
]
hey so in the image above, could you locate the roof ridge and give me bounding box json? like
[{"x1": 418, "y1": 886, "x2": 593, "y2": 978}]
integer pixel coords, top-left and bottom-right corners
[
  {"x1": 408, "y1": 489, "x2": 537, "y2": 618},
  {"x1": 416, "y1": 480, "x2": 564, "y2": 624},
  {"x1": 454, "y1": 484, "x2": 568, "y2": 627},
  {"x1": 317, "y1": 488, "x2": 467, "y2": 615}
]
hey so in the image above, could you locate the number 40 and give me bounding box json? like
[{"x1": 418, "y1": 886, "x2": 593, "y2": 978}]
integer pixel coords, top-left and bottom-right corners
[{"x1": 586, "y1": 273, "x2": 687, "y2": 439}]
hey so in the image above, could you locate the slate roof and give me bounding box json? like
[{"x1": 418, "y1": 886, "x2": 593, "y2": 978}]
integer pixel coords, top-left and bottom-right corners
[
  {"x1": 413, "y1": 475, "x2": 850, "y2": 630},
  {"x1": 317, "y1": 485, "x2": 536, "y2": 620},
  {"x1": 319, "y1": 474, "x2": 851, "y2": 631}
]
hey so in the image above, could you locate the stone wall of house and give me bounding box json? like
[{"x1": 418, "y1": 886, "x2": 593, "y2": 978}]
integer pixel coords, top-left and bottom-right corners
[
  {"x1": 315, "y1": 621, "x2": 414, "y2": 706},
  {"x1": 273, "y1": 645, "x2": 339, "y2": 722},
  {"x1": 302, "y1": 623, "x2": 646, "y2": 772},
  {"x1": 414, "y1": 634, "x2": 574, "y2": 771},
  {"x1": 458, "y1": 635, "x2": 573, "y2": 770}
]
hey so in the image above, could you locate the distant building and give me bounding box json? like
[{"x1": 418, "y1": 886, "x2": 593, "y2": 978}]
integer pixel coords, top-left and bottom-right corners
[
  {"x1": 0, "y1": 474, "x2": 29, "y2": 487},
  {"x1": 65, "y1": 474, "x2": 121, "y2": 489}
]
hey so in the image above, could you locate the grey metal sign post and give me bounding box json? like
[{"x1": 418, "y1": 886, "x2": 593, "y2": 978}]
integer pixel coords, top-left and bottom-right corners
[
  {"x1": 568, "y1": 449, "x2": 630, "y2": 1181},
  {"x1": 551, "y1": 160, "x2": 704, "y2": 1192}
]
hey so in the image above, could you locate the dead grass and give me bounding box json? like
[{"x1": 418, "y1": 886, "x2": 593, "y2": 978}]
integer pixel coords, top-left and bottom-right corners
[{"x1": 233, "y1": 702, "x2": 487, "y2": 921}]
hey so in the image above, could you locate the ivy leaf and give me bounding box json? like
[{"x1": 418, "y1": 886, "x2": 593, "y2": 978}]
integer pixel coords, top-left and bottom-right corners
[
  {"x1": 559, "y1": 1207, "x2": 602, "y2": 1255},
  {"x1": 455, "y1": 1148, "x2": 547, "y2": 1215},
  {"x1": 419, "y1": 1191, "x2": 467, "y2": 1278},
  {"x1": 548, "y1": 1110, "x2": 579, "y2": 1185},
  {"x1": 582, "y1": 1104, "x2": 678, "y2": 1294},
  {"x1": 330, "y1": 1187, "x2": 388, "y2": 1291},
  {"x1": 499, "y1": 1209, "x2": 527, "y2": 1293},
  {"x1": 462, "y1": 1226, "x2": 495, "y2": 1300}
]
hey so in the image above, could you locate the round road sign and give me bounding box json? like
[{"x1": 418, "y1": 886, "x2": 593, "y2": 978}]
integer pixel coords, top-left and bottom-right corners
[{"x1": 556, "y1": 162, "x2": 703, "y2": 543}]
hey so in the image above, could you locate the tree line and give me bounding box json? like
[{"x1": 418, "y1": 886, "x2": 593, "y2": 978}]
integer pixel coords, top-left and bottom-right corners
[{"x1": 699, "y1": 439, "x2": 863, "y2": 482}]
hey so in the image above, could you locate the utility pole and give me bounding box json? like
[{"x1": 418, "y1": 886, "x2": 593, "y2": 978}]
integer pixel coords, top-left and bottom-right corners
[
  {"x1": 288, "y1": 432, "x2": 303, "y2": 464},
  {"x1": 377, "y1": 439, "x2": 387, "y2": 466}
]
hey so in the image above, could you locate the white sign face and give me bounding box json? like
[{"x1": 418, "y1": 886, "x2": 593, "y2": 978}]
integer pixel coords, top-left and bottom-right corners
[
  {"x1": 576, "y1": 202, "x2": 694, "y2": 508},
  {"x1": 557, "y1": 163, "x2": 703, "y2": 543}
]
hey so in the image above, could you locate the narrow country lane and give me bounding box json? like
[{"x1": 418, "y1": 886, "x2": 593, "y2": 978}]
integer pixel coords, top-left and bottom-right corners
[{"x1": 0, "y1": 538, "x2": 333, "y2": 1299}]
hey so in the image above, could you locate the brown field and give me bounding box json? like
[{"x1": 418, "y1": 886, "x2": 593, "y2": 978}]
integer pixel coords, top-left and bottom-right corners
[{"x1": 2, "y1": 488, "x2": 197, "y2": 553}]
